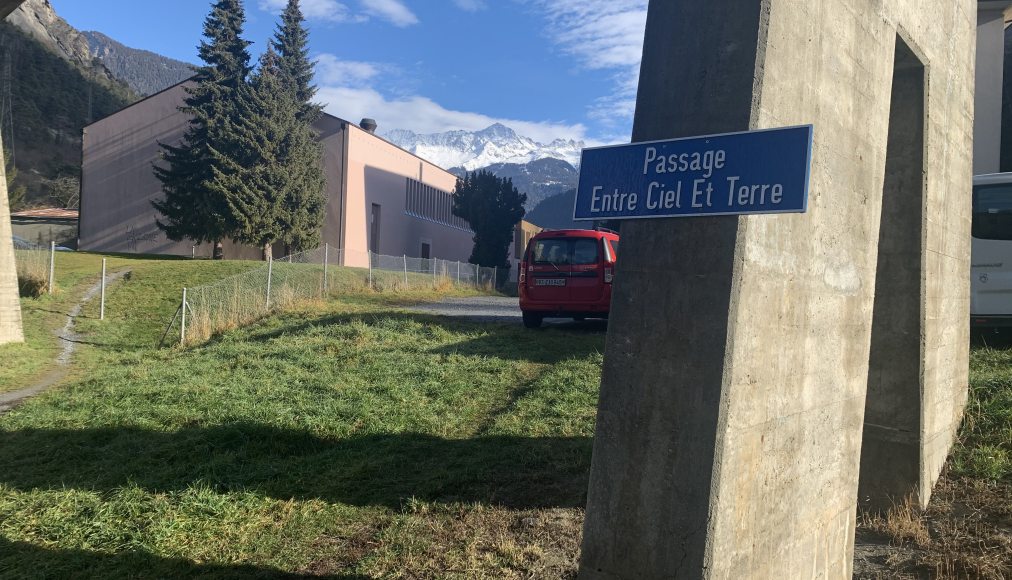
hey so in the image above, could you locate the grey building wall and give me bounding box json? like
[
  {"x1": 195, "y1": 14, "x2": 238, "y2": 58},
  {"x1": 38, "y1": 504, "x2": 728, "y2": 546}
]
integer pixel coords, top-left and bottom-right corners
[
  {"x1": 79, "y1": 81, "x2": 346, "y2": 260},
  {"x1": 580, "y1": 0, "x2": 974, "y2": 578},
  {"x1": 976, "y1": 4, "x2": 1011, "y2": 174}
]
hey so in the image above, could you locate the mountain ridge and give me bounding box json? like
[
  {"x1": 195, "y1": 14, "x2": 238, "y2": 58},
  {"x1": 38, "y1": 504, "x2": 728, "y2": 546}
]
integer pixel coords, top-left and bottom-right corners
[
  {"x1": 83, "y1": 31, "x2": 194, "y2": 96},
  {"x1": 7, "y1": 0, "x2": 122, "y2": 86},
  {"x1": 385, "y1": 123, "x2": 585, "y2": 172},
  {"x1": 2, "y1": 0, "x2": 136, "y2": 207}
]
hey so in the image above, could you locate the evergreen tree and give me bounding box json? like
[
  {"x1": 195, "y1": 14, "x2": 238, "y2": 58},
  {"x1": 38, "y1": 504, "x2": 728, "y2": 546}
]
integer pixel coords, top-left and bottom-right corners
[
  {"x1": 271, "y1": 0, "x2": 323, "y2": 123},
  {"x1": 452, "y1": 170, "x2": 527, "y2": 275},
  {"x1": 152, "y1": 0, "x2": 251, "y2": 251},
  {"x1": 211, "y1": 48, "x2": 325, "y2": 259},
  {"x1": 270, "y1": 0, "x2": 326, "y2": 252}
]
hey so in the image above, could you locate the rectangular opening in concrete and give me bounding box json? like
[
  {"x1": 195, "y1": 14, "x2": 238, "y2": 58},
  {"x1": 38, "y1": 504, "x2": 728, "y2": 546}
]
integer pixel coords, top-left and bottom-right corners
[{"x1": 858, "y1": 35, "x2": 926, "y2": 511}]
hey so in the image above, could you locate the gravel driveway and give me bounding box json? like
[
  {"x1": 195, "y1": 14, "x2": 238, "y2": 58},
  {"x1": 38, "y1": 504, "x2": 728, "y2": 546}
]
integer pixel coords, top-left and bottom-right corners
[
  {"x1": 409, "y1": 296, "x2": 523, "y2": 323},
  {"x1": 409, "y1": 295, "x2": 608, "y2": 330}
]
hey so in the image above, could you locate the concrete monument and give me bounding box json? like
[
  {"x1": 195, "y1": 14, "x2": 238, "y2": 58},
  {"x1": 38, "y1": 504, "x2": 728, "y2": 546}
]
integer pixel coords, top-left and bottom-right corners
[
  {"x1": 580, "y1": 0, "x2": 974, "y2": 578},
  {"x1": 0, "y1": 0, "x2": 25, "y2": 345}
]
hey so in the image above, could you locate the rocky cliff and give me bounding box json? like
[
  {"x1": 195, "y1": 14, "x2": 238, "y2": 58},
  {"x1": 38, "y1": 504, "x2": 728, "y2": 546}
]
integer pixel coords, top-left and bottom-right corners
[{"x1": 6, "y1": 0, "x2": 117, "y2": 83}]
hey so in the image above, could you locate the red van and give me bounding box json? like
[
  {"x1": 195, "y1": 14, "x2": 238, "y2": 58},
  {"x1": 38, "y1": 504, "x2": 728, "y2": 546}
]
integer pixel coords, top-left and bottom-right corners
[{"x1": 518, "y1": 228, "x2": 619, "y2": 328}]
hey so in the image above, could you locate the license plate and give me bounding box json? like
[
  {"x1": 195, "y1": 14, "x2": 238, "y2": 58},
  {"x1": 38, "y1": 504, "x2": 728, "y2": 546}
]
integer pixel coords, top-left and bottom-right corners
[{"x1": 535, "y1": 278, "x2": 566, "y2": 287}]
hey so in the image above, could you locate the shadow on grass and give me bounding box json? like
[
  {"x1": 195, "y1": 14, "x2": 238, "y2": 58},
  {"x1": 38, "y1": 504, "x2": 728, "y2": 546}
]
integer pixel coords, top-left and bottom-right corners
[
  {"x1": 0, "y1": 538, "x2": 366, "y2": 580},
  {"x1": 231, "y1": 310, "x2": 606, "y2": 365},
  {"x1": 0, "y1": 425, "x2": 591, "y2": 509}
]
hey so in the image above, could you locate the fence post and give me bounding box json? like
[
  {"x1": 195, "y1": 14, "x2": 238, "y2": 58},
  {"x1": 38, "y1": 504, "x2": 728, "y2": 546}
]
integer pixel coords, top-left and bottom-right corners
[
  {"x1": 100, "y1": 258, "x2": 107, "y2": 320},
  {"x1": 48, "y1": 241, "x2": 55, "y2": 294},
  {"x1": 368, "y1": 252, "x2": 373, "y2": 288},
  {"x1": 323, "y1": 243, "x2": 329, "y2": 296},
  {"x1": 433, "y1": 259, "x2": 437, "y2": 285},
  {"x1": 180, "y1": 287, "x2": 187, "y2": 344},
  {"x1": 457, "y1": 261, "x2": 461, "y2": 285},
  {"x1": 403, "y1": 255, "x2": 408, "y2": 285},
  {"x1": 266, "y1": 256, "x2": 273, "y2": 311},
  {"x1": 492, "y1": 267, "x2": 497, "y2": 292}
]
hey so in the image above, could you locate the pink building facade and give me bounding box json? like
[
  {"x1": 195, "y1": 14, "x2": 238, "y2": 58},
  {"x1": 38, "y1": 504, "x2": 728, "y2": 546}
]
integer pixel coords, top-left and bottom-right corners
[{"x1": 79, "y1": 80, "x2": 475, "y2": 264}]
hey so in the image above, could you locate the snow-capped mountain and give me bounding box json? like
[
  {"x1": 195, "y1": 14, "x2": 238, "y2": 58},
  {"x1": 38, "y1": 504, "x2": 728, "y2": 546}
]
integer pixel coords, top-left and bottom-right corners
[{"x1": 384, "y1": 123, "x2": 585, "y2": 171}]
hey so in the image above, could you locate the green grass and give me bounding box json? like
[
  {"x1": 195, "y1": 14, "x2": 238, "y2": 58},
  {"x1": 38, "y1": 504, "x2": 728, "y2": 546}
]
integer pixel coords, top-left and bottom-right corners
[
  {"x1": 2, "y1": 252, "x2": 123, "y2": 392},
  {"x1": 3, "y1": 253, "x2": 488, "y2": 392},
  {"x1": 1, "y1": 254, "x2": 260, "y2": 393},
  {"x1": 953, "y1": 345, "x2": 1012, "y2": 483},
  {"x1": 1, "y1": 252, "x2": 598, "y2": 578},
  {"x1": 3, "y1": 250, "x2": 1009, "y2": 578}
]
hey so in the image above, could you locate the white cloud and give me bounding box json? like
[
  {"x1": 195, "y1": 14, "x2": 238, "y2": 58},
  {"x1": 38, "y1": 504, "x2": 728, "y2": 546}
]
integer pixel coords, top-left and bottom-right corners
[
  {"x1": 316, "y1": 84, "x2": 594, "y2": 145},
  {"x1": 359, "y1": 0, "x2": 419, "y2": 27},
  {"x1": 452, "y1": 0, "x2": 487, "y2": 11},
  {"x1": 258, "y1": 0, "x2": 417, "y2": 26},
  {"x1": 523, "y1": 0, "x2": 647, "y2": 129},
  {"x1": 315, "y1": 54, "x2": 381, "y2": 86},
  {"x1": 258, "y1": 0, "x2": 355, "y2": 23}
]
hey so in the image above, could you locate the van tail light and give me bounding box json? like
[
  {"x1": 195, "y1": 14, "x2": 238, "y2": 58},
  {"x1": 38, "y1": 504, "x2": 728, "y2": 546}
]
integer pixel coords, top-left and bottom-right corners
[
  {"x1": 604, "y1": 267, "x2": 614, "y2": 283},
  {"x1": 519, "y1": 263, "x2": 527, "y2": 284}
]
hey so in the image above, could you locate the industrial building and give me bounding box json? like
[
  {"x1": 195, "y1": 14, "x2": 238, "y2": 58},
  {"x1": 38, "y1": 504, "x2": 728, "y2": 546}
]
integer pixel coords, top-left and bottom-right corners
[
  {"x1": 78, "y1": 80, "x2": 475, "y2": 265},
  {"x1": 10, "y1": 208, "x2": 78, "y2": 249}
]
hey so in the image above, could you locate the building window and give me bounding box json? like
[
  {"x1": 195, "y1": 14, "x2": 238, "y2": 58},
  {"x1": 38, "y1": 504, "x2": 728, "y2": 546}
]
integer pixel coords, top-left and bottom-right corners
[
  {"x1": 370, "y1": 203, "x2": 381, "y2": 254},
  {"x1": 404, "y1": 178, "x2": 471, "y2": 232},
  {"x1": 421, "y1": 241, "x2": 431, "y2": 259}
]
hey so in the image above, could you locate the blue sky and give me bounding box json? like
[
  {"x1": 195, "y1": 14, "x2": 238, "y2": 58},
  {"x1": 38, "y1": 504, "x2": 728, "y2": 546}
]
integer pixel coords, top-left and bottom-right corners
[{"x1": 51, "y1": 0, "x2": 648, "y2": 145}]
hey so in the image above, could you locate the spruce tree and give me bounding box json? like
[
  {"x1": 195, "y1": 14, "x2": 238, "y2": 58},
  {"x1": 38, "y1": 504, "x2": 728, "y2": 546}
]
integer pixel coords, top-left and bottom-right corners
[
  {"x1": 270, "y1": 0, "x2": 327, "y2": 251},
  {"x1": 272, "y1": 0, "x2": 323, "y2": 123},
  {"x1": 210, "y1": 49, "x2": 286, "y2": 260},
  {"x1": 211, "y1": 48, "x2": 325, "y2": 259},
  {"x1": 153, "y1": 0, "x2": 252, "y2": 252},
  {"x1": 452, "y1": 170, "x2": 527, "y2": 275}
]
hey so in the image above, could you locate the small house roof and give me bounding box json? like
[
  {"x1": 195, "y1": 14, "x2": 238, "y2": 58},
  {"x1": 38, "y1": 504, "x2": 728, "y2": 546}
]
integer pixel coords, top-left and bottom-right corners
[{"x1": 11, "y1": 208, "x2": 80, "y2": 220}]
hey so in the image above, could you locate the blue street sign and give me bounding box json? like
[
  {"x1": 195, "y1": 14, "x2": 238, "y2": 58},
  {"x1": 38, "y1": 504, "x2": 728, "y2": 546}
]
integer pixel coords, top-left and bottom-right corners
[{"x1": 573, "y1": 125, "x2": 813, "y2": 221}]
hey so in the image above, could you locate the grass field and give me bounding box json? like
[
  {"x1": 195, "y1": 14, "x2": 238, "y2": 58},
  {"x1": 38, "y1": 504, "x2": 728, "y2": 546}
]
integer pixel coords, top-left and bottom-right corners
[
  {"x1": 2, "y1": 253, "x2": 258, "y2": 393},
  {"x1": 857, "y1": 340, "x2": 1012, "y2": 578},
  {"x1": 2, "y1": 252, "x2": 597, "y2": 578},
  {"x1": 0, "y1": 253, "x2": 1009, "y2": 578}
]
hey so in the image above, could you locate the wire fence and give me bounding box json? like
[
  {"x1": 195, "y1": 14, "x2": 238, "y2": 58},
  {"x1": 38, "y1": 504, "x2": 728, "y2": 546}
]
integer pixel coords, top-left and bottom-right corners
[{"x1": 168, "y1": 246, "x2": 501, "y2": 346}]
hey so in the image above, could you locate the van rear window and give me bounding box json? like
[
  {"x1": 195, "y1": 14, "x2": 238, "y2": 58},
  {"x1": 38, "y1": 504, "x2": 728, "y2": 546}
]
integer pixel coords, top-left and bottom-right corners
[
  {"x1": 974, "y1": 185, "x2": 1012, "y2": 240},
  {"x1": 572, "y1": 239, "x2": 599, "y2": 265},
  {"x1": 532, "y1": 238, "x2": 600, "y2": 265},
  {"x1": 533, "y1": 239, "x2": 570, "y2": 264}
]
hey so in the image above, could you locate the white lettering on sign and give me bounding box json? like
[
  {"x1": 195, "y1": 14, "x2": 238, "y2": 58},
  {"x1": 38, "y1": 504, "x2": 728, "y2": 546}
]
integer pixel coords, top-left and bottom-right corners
[
  {"x1": 646, "y1": 181, "x2": 682, "y2": 210},
  {"x1": 642, "y1": 147, "x2": 727, "y2": 179},
  {"x1": 591, "y1": 185, "x2": 639, "y2": 213},
  {"x1": 726, "y1": 177, "x2": 785, "y2": 207},
  {"x1": 586, "y1": 148, "x2": 789, "y2": 216}
]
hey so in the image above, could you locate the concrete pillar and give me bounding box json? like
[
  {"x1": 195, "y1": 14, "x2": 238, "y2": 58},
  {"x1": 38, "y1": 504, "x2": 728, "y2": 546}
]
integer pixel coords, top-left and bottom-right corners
[
  {"x1": 579, "y1": 2, "x2": 763, "y2": 578},
  {"x1": 579, "y1": 1, "x2": 973, "y2": 578},
  {"x1": 859, "y1": 39, "x2": 926, "y2": 511},
  {"x1": 0, "y1": 131, "x2": 25, "y2": 345}
]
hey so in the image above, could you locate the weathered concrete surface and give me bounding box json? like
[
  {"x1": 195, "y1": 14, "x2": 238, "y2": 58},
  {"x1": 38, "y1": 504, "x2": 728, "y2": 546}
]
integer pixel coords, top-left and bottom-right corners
[
  {"x1": 0, "y1": 2, "x2": 28, "y2": 346},
  {"x1": 580, "y1": 0, "x2": 974, "y2": 578},
  {"x1": 0, "y1": 132, "x2": 24, "y2": 346},
  {"x1": 859, "y1": 41, "x2": 926, "y2": 511}
]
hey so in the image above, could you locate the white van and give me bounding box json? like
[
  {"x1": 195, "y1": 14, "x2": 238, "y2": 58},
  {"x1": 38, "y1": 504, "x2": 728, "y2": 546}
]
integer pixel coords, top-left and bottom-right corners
[{"x1": 971, "y1": 173, "x2": 1012, "y2": 327}]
